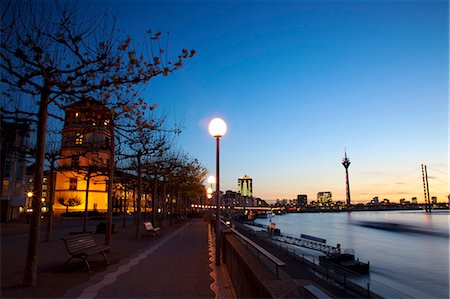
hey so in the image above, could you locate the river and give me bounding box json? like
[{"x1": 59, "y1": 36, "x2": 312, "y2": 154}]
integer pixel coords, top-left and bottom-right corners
[{"x1": 254, "y1": 210, "x2": 449, "y2": 299}]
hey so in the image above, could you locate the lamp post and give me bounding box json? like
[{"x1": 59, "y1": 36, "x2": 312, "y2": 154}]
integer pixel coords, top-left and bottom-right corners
[{"x1": 208, "y1": 117, "x2": 227, "y2": 266}]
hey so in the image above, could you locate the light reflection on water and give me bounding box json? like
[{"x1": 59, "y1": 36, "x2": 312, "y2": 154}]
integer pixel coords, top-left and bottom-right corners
[{"x1": 255, "y1": 210, "x2": 449, "y2": 299}]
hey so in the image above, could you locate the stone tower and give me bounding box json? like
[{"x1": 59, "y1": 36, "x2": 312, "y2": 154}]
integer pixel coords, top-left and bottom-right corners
[{"x1": 54, "y1": 99, "x2": 113, "y2": 214}]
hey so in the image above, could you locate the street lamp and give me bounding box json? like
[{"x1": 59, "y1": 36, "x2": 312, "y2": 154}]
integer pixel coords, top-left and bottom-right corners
[{"x1": 208, "y1": 117, "x2": 227, "y2": 266}]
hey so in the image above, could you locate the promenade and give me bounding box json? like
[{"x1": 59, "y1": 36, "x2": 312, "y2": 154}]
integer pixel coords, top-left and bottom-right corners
[{"x1": 1, "y1": 217, "x2": 236, "y2": 298}]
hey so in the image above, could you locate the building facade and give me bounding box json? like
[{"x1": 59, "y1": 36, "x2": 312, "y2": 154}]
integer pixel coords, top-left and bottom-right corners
[
  {"x1": 238, "y1": 175, "x2": 252, "y2": 197},
  {"x1": 317, "y1": 191, "x2": 332, "y2": 206},
  {"x1": 54, "y1": 99, "x2": 113, "y2": 214},
  {"x1": 0, "y1": 120, "x2": 31, "y2": 221},
  {"x1": 296, "y1": 194, "x2": 308, "y2": 208}
]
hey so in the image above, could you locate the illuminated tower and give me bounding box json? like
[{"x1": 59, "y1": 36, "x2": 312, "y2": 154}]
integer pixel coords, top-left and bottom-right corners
[
  {"x1": 342, "y1": 150, "x2": 351, "y2": 207},
  {"x1": 238, "y1": 175, "x2": 252, "y2": 197},
  {"x1": 54, "y1": 98, "x2": 113, "y2": 214}
]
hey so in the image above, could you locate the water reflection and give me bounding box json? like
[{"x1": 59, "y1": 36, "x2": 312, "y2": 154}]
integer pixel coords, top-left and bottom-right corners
[{"x1": 255, "y1": 210, "x2": 449, "y2": 299}]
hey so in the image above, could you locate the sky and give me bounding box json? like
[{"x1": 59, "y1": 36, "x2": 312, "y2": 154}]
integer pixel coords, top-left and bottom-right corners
[{"x1": 85, "y1": 0, "x2": 448, "y2": 203}]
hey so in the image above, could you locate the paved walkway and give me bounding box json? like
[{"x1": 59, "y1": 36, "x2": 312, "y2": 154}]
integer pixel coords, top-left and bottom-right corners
[{"x1": 64, "y1": 219, "x2": 217, "y2": 298}]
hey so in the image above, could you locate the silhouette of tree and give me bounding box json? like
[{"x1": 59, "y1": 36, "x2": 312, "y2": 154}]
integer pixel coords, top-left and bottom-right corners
[
  {"x1": 58, "y1": 195, "x2": 82, "y2": 214},
  {"x1": 1, "y1": 1, "x2": 195, "y2": 286}
]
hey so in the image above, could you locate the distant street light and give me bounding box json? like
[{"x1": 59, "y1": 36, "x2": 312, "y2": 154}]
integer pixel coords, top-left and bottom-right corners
[
  {"x1": 207, "y1": 175, "x2": 215, "y2": 204},
  {"x1": 207, "y1": 175, "x2": 216, "y2": 185},
  {"x1": 208, "y1": 117, "x2": 227, "y2": 266}
]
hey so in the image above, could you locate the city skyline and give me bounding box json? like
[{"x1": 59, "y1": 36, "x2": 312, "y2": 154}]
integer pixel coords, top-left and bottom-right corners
[{"x1": 85, "y1": 1, "x2": 447, "y2": 203}]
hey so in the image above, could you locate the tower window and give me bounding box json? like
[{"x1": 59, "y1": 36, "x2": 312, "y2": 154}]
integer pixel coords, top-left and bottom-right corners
[
  {"x1": 75, "y1": 133, "x2": 84, "y2": 145},
  {"x1": 69, "y1": 178, "x2": 77, "y2": 190},
  {"x1": 71, "y1": 155, "x2": 80, "y2": 167}
]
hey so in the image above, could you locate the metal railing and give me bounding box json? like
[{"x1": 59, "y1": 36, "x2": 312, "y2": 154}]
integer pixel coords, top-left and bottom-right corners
[
  {"x1": 222, "y1": 220, "x2": 286, "y2": 277},
  {"x1": 272, "y1": 234, "x2": 341, "y2": 256}
]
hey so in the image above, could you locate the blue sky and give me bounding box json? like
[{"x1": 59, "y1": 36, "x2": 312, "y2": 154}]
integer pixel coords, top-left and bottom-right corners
[{"x1": 90, "y1": 0, "x2": 448, "y2": 203}]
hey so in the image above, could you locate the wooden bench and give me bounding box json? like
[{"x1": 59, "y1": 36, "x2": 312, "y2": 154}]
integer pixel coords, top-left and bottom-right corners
[
  {"x1": 143, "y1": 221, "x2": 160, "y2": 237},
  {"x1": 60, "y1": 233, "x2": 110, "y2": 271}
]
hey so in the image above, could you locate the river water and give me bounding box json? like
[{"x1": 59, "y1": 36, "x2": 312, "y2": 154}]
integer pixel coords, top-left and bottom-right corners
[{"x1": 254, "y1": 210, "x2": 449, "y2": 299}]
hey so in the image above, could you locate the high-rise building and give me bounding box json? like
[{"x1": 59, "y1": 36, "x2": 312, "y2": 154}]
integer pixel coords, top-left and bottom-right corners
[
  {"x1": 296, "y1": 194, "x2": 307, "y2": 207},
  {"x1": 54, "y1": 99, "x2": 113, "y2": 214},
  {"x1": 238, "y1": 175, "x2": 252, "y2": 197},
  {"x1": 317, "y1": 192, "x2": 332, "y2": 205}
]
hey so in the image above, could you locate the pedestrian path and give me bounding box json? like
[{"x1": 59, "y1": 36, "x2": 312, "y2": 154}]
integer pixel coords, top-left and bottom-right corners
[{"x1": 64, "y1": 219, "x2": 215, "y2": 298}]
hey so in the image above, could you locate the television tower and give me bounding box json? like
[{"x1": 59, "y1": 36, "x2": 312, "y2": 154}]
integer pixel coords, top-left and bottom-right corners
[{"x1": 342, "y1": 150, "x2": 351, "y2": 207}]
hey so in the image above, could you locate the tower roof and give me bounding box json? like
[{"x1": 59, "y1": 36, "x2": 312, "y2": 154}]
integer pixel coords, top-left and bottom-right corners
[{"x1": 64, "y1": 98, "x2": 108, "y2": 111}]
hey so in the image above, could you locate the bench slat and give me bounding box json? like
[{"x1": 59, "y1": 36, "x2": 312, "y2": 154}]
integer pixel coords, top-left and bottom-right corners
[{"x1": 60, "y1": 233, "x2": 110, "y2": 271}]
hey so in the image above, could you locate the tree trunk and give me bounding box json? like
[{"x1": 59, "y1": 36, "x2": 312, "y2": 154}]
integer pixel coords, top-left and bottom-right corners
[
  {"x1": 24, "y1": 88, "x2": 49, "y2": 286},
  {"x1": 162, "y1": 179, "x2": 167, "y2": 227},
  {"x1": 82, "y1": 172, "x2": 91, "y2": 233},
  {"x1": 105, "y1": 119, "x2": 114, "y2": 246},
  {"x1": 135, "y1": 151, "x2": 142, "y2": 240},
  {"x1": 152, "y1": 177, "x2": 157, "y2": 227},
  {"x1": 45, "y1": 160, "x2": 56, "y2": 241}
]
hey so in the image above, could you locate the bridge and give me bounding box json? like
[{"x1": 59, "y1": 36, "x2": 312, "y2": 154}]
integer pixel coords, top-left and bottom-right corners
[{"x1": 190, "y1": 204, "x2": 282, "y2": 212}]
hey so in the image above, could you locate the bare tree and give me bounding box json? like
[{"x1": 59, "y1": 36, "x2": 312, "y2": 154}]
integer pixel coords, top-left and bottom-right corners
[
  {"x1": 1, "y1": 1, "x2": 194, "y2": 286},
  {"x1": 116, "y1": 107, "x2": 179, "y2": 239}
]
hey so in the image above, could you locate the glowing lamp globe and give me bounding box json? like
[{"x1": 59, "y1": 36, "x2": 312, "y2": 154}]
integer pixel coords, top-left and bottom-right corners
[
  {"x1": 207, "y1": 187, "x2": 213, "y2": 194},
  {"x1": 208, "y1": 118, "x2": 227, "y2": 137},
  {"x1": 207, "y1": 175, "x2": 216, "y2": 185}
]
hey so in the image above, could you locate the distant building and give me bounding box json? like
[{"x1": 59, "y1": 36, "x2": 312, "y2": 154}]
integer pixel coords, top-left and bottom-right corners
[
  {"x1": 238, "y1": 175, "x2": 252, "y2": 197},
  {"x1": 411, "y1": 197, "x2": 417, "y2": 204},
  {"x1": 296, "y1": 194, "x2": 307, "y2": 207},
  {"x1": 431, "y1": 196, "x2": 437, "y2": 204},
  {"x1": 399, "y1": 198, "x2": 406, "y2": 205},
  {"x1": 372, "y1": 196, "x2": 379, "y2": 204},
  {"x1": 254, "y1": 197, "x2": 269, "y2": 207},
  {"x1": 0, "y1": 119, "x2": 31, "y2": 221},
  {"x1": 317, "y1": 192, "x2": 332, "y2": 206},
  {"x1": 223, "y1": 190, "x2": 239, "y2": 207}
]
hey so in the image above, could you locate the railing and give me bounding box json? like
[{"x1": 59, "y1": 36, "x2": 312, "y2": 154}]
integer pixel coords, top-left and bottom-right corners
[
  {"x1": 272, "y1": 234, "x2": 341, "y2": 256},
  {"x1": 270, "y1": 239, "x2": 413, "y2": 298},
  {"x1": 222, "y1": 220, "x2": 286, "y2": 277}
]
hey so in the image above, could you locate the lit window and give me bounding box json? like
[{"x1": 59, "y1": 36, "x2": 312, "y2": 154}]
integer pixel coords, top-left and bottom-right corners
[
  {"x1": 104, "y1": 120, "x2": 110, "y2": 126},
  {"x1": 75, "y1": 112, "x2": 79, "y2": 118},
  {"x1": 69, "y1": 178, "x2": 77, "y2": 190},
  {"x1": 75, "y1": 133, "x2": 84, "y2": 145},
  {"x1": 92, "y1": 122, "x2": 96, "y2": 126}
]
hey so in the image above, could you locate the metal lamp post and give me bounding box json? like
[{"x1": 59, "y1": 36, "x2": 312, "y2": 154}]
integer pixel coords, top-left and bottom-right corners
[{"x1": 208, "y1": 118, "x2": 227, "y2": 266}]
